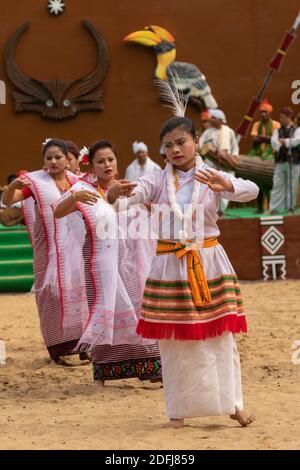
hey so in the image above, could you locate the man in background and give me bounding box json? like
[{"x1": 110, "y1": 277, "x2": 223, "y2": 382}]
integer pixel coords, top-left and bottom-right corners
[
  {"x1": 199, "y1": 108, "x2": 239, "y2": 168},
  {"x1": 125, "y1": 141, "x2": 161, "y2": 182},
  {"x1": 269, "y1": 107, "x2": 300, "y2": 214},
  {"x1": 247, "y1": 99, "x2": 280, "y2": 212},
  {"x1": 248, "y1": 99, "x2": 280, "y2": 160}
]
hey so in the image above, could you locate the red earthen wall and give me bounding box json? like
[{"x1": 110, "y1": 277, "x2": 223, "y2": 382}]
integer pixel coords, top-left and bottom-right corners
[{"x1": 0, "y1": 0, "x2": 299, "y2": 181}]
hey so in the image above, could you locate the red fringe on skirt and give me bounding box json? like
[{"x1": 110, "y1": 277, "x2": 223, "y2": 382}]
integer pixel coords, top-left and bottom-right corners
[{"x1": 136, "y1": 316, "x2": 247, "y2": 341}]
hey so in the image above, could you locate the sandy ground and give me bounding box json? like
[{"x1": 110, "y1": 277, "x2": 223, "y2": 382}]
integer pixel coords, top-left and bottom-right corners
[{"x1": 0, "y1": 280, "x2": 300, "y2": 450}]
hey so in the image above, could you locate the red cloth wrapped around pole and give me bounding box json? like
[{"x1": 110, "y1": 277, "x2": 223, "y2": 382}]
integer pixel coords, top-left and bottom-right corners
[
  {"x1": 269, "y1": 31, "x2": 296, "y2": 71},
  {"x1": 236, "y1": 97, "x2": 261, "y2": 137},
  {"x1": 237, "y1": 12, "x2": 299, "y2": 141}
]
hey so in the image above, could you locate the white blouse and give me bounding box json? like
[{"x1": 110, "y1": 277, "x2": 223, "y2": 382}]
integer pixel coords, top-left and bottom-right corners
[{"x1": 117, "y1": 162, "x2": 259, "y2": 240}]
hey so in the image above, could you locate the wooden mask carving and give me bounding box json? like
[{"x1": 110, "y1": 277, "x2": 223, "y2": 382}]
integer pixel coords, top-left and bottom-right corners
[{"x1": 4, "y1": 20, "x2": 109, "y2": 120}]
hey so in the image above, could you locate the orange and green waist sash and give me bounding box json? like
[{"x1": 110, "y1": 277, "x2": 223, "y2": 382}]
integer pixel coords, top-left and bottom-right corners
[{"x1": 156, "y1": 238, "x2": 219, "y2": 308}]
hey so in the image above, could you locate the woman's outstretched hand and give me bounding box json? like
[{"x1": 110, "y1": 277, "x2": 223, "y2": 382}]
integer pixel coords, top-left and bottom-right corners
[
  {"x1": 9, "y1": 176, "x2": 31, "y2": 190},
  {"x1": 107, "y1": 180, "x2": 137, "y2": 204},
  {"x1": 74, "y1": 190, "x2": 100, "y2": 206},
  {"x1": 195, "y1": 168, "x2": 234, "y2": 193}
]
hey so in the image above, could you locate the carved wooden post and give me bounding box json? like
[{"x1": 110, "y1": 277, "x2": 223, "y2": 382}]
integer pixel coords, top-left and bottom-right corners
[{"x1": 260, "y1": 216, "x2": 286, "y2": 281}]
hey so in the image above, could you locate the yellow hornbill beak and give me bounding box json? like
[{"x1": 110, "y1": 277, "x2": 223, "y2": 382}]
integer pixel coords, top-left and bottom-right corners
[
  {"x1": 123, "y1": 30, "x2": 162, "y2": 47},
  {"x1": 145, "y1": 25, "x2": 175, "y2": 43},
  {"x1": 124, "y1": 26, "x2": 176, "y2": 80},
  {"x1": 124, "y1": 26, "x2": 175, "y2": 47}
]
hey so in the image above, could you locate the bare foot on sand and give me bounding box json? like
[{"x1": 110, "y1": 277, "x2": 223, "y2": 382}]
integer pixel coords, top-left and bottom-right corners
[
  {"x1": 164, "y1": 418, "x2": 184, "y2": 429},
  {"x1": 149, "y1": 378, "x2": 163, "y2": 384},
  {"x1": 93, "y1": 380, "x2": 105, "y2": 389},
  {"x1": 79, "y1": 352, "x2": 92, "y2": 362},
  {"x1": 50, "y1": 357, "x2": 72, "y2": 367},
  {"x1": 230, "y1": 411, "x2": 256, "y2": 427}
]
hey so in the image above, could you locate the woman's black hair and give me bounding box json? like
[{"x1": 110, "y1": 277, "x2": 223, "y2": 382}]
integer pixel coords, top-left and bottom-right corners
[
  {"x1": 7, "y1": 174, "x2": 17, "y2": 185},
  {"x1": 159, "y1": 117, "x2": 197, "y2": 142},
  {"x1": 65, "y1": 140, "x2": 80, "y2": 159},
  {"x1": 89, "y1": 140, "x2": 116, "y2": 162},
  {"x1": 43, "y1": 139, "x2": 68, "y2": 157}
]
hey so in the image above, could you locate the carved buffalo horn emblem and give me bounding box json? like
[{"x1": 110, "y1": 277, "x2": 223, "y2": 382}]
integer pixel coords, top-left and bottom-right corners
[{"x1": 4, "y1": 20, "x2": 109, "y2": 120}]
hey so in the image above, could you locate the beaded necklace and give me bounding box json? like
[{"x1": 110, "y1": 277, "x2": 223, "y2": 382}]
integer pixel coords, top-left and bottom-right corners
[
  {"x1": 52, "y1": 177, "x2": 71, "y2": 193},
  {"x1": 97, "y1": 185, "x2": 107, "y2": 201},
  {"x1": 173, "y1": 168, "x2": 180, "y2": 192}
]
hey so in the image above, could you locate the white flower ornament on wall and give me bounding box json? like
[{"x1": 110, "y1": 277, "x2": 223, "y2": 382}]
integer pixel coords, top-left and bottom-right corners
[{"x1": 47, "y1": 0, "x2": 65, "y2": 16}]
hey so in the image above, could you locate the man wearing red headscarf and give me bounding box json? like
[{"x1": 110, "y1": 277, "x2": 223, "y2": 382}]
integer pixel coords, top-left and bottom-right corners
[
  {"x1": 199, "y1": 109, "x2": 212, "y2": 133},
  {"x1": 248, "y1": 99, "x2": 280, "y2": 160}
]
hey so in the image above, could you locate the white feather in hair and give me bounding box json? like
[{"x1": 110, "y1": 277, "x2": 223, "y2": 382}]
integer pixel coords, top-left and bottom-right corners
[
  {"x1": 154, "y1": 71, "x2": 188, "y2": 117},
  {"x1": 42, "y1": 138, "x2": 53, "y2": 146}
]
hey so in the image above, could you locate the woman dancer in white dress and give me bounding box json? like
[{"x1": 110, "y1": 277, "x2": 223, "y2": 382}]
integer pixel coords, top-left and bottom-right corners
[
  {"x1": 108, "y1": 117, "x2": 258, "y2": 428},
  {"x1": 2, "y1": 139, "x2": 86, "y2": 364},
  {"x1": 54, "y1": 140, "x2": 161, "y2": 386}
]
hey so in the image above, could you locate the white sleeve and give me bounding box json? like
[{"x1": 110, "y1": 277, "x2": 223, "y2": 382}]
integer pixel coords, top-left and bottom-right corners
[
  {"x1": 125, "y1": 166, "x2": 132, "y2": 181},
  {"x1": 0, "y1": 195, "x2": 6, "y2": 208},
  {"x1": 285, "y1": 127, "x2": 300, "y2": 148},
  {"x1": 219, "y1": 172, "x2": 259, "y2": 202},
  {"x1": 199, "y1": 129, "x2": 212, "y2": 147},
  {"x1": 271, "y1": 129, "x2": 281, "y2": 152},
  {"x1": 230, "y1": 130, "x2": 240, "y2": 156},
  {"x1": 114, "y1": 171, "x2": 162, "y2": 210},
  {"x1": 199, "y1": 132, "x2": 206, "y2": 148}
]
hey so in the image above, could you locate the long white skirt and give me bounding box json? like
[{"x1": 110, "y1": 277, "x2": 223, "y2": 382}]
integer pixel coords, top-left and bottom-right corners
[{"x1": 159, "y1": 332, "x2": 243, "y2": 419}]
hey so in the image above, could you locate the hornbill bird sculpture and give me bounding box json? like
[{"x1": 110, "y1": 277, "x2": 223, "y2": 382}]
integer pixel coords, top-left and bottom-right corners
[{"x1": 124, "y1": 25, "x2": 218, "y2": 112}]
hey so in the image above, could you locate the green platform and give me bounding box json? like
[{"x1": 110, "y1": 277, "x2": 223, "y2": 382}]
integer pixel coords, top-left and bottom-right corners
[
  {"x1": 0, "y1": 208, "x2": 299, "y2": 292},
  {"x1": 224, "y1": 207, "x2": 300, "y2": 219},
  {"x1": 0, "y1": 224, "x2": 34, "y2": 292}
]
